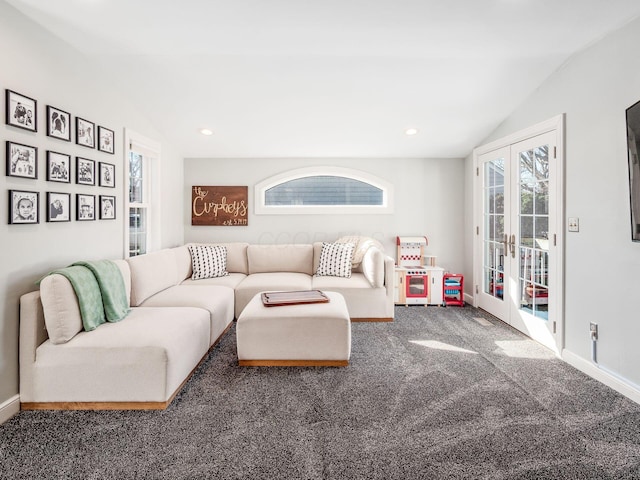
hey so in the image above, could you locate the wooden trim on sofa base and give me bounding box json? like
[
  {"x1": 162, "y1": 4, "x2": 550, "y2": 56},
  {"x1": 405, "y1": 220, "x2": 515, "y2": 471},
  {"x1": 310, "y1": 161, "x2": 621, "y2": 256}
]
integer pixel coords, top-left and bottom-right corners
[
  {"x1": 21, "y1": 322, "x2": 234, "y2": 411},
  {"x1": 20, "y1": 368, "x2": 194, "y2": 411},
  {"x1": 351, "y1": 317, "x2": 393, "y2": 322},
  {"x1": 21, "y1": 401, "x2": 170, "y2": 411},
  {"x1": 239, "y1": 359, "x2": 348, "y2": 367}
]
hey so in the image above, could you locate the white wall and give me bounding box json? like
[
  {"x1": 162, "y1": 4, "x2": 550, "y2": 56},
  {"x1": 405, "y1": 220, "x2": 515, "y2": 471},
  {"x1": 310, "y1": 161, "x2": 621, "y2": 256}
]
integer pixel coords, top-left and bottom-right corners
[
  {"x1": 184, "y1": 157, "x2": 465, "y2": 271},
  {"x1": 0, "y1": 2, "x2": 183, "y2": 410},
  {"x1": 466, "y1": 16, "x2": 640, "y2": 390}
]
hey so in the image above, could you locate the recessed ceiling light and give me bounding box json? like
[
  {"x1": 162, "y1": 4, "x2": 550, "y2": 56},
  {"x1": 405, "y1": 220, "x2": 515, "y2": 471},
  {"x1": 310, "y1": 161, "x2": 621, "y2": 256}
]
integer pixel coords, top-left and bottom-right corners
[
  {"x1": 405, "y1": 128, "x2": 418, "y2": 136},
  {"x1": 200, "y1": 128, "x2": 213, "y2": 136}
]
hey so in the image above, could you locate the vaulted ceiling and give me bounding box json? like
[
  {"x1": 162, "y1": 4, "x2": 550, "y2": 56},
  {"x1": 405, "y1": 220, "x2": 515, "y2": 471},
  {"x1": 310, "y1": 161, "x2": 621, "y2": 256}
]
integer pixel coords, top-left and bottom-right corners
[{"x1": 7, "y1": 0, "x2": 640, "y2": 158}]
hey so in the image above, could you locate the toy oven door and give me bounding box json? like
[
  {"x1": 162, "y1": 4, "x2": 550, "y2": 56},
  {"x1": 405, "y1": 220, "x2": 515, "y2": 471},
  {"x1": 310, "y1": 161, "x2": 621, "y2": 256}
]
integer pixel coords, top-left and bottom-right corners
[{"x1": 405, "y1": 274, "x2": 428, "y2": 298}]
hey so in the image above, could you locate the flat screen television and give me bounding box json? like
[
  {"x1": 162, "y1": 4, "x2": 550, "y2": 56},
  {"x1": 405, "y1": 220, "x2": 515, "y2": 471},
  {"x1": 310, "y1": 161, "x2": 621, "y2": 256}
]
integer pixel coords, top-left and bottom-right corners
[{"x1": 626, "y1": 99, "x2": 640, "y2": 241}]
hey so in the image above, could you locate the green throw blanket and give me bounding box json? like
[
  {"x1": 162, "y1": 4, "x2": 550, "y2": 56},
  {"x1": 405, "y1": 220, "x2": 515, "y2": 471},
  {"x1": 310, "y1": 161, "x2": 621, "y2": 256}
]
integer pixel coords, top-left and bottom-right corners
[
  {"x1": 73, "y1": 260, "x2": 130, "y2": 323},
  {"x1": 51, "y1": 265, "x2": 106, "y2": 331},
  {"x1": 51, "y1": 260, "x2": 130, "y2": 332}
]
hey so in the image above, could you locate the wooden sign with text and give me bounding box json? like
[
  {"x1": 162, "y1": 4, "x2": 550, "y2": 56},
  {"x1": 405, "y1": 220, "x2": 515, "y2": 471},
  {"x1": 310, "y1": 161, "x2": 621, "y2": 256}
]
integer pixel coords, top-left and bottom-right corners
[{"x1": 191, "y1": 186, "x2": 248, "y2": 226}]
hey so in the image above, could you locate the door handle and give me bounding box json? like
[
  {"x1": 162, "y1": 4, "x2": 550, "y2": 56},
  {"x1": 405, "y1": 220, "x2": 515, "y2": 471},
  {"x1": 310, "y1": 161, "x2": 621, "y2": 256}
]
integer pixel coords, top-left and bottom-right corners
[
  {"x1": 509, "y1": 234, "x2": 516, "y2": 258},
  {"x1": 503, "y1": 234, "x2": 509, "y2": 255}
]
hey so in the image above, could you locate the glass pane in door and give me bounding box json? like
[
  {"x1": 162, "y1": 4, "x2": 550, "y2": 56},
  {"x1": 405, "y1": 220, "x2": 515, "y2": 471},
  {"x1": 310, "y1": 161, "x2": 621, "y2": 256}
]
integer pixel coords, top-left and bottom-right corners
[
  {"x1": 518, "y1": 146, "x2": 549, "y2": 319},
  {"x1": 483, "y1": 158, "x2": 505, "y2": 299}
]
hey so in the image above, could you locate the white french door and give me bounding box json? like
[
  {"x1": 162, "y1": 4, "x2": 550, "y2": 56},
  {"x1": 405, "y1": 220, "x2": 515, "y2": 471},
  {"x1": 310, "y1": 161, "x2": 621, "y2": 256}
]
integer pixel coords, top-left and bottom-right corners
[
  {"x1": 478, "y1": 146, "x2": 510, "y2": 322},
  {"x1": 475, "y1": 118, "x2": 564, "y2": 353}
]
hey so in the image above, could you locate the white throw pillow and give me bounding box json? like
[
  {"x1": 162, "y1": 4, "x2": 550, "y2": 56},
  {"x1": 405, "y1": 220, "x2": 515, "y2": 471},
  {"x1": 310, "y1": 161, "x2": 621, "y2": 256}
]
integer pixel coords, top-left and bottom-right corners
[
  {"x1": 336, "y1": 235, "x2": 385, "y2": 268},
  {"x1": 40, "y1": 274, "x2": 84, "y2": 344},
  {"x1": 188, "y1": 244, "x2": 229, "y2": 280},
  {"x1": 315, "y1": 242, "x2": 355, "y2": 278}
]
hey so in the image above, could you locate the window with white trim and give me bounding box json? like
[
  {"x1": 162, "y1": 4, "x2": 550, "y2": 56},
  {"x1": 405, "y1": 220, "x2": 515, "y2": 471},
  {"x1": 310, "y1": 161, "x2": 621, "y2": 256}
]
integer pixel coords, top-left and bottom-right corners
[
  {"x1": 255, "y1": 167, "x2": 393, "y2": 215},
  {"x1": 124, "y1": 130, "x2": 161, "y2": 257},
  {"x1": 128, "y1": 151, "x2": 148, "y2": 256}
]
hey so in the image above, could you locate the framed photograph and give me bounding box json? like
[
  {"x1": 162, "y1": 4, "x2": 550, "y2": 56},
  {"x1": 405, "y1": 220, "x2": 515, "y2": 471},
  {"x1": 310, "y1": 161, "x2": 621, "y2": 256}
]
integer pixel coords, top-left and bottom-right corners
[
  {"x1": 46, "y1": 151, "x2": 71, "y2": 183},
  {"x1": 99, "y1": 195, "x2": 116, "y2": 220},
  {"x1": 6, "y1": 141, "x2": 38, "y2": 179},
  {"x1": 98, "y1": 126, "x2": 115, "y2": 154},
  {"x1": 76, "y1": 194, "x2": 95, "y2": 221},
  {"x1": 76, "y1": 117, "x2": 95, "y2": 148},
  {"x1": 46, "y1": 105, "x2": 71, "y2": 141},
  {"x1": 47, "y1": 192, "x2": 71, "y2": 222},
  {"x1": 5, "y1": 89, "x2": 37, "y2": 132},
  {"x1": 9, "y1": 190, "x2": 39, "y2": 224},
  {"x1": 98, "y1": 162, "x2": 115, "y2": 187},
  {"x1": 76, "y1": 157, "x2": 95, "y2": 185}
]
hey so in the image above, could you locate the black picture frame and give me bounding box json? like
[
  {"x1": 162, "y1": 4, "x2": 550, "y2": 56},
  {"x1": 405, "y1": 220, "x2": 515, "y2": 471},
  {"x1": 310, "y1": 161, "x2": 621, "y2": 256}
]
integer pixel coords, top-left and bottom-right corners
[
  {"x1": 76, "y1": 157, "x2": 95, "y2": 185},
  {"x1": 9, "y1": 190, "x2": 39, "y2": 224},
  {"x1": 46, "y1": 151, "x2": 71, "y2": 183},
  {"x1": 98, "y1": 126, "x2": 115, "y2": 154},
  {"x1": 99, "y1": 195, "x2": 116, "y2": 220},
  {"x1": 6, "y1": 141, "x2": 38, "y2": 179},
  {"x1": 5, "y1": 89, "x2": 37, "y2": 132},
  {"x1": 47, "y1": 192, "x2": 71, "y2": 222},
  {"x1": 46, "y1": 105, "x2": 71, "y2": 141},
  {"x1": 76, "y1": 117, "x2": 95, "y2": 148},
  {"x1": 98, "y1": 161, "x2": 115, "y2": 187},
  {"x1": 76, "y1": 194, "x2": 96, "y2": 221}
]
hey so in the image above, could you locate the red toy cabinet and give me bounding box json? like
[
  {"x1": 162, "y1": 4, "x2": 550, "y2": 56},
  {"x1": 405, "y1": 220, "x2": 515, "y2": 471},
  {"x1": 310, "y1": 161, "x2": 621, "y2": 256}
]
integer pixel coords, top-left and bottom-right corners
[{"x1": 443, "y1": 273, "x2": 464, "y2": 307}]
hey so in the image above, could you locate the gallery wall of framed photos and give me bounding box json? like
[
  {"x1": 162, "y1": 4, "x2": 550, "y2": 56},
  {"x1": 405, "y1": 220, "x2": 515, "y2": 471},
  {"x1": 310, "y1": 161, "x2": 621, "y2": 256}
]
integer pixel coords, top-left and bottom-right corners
[{"x1": 4, "y1": 87, "x2": 119, "y2": 225}]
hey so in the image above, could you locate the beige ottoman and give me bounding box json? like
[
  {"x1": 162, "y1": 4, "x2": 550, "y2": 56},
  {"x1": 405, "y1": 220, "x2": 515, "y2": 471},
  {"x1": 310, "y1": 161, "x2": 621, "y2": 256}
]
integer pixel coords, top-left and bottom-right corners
[{"x1": 236, "y1": 291, "x2": 351, "y2": 367}]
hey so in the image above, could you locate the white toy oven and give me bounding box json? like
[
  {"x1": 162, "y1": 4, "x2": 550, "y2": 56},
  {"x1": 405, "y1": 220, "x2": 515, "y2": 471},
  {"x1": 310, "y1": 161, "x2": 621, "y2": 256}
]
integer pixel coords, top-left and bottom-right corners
[{"x1": 395, "y1": 236, "x2": 443, "y2": 306}]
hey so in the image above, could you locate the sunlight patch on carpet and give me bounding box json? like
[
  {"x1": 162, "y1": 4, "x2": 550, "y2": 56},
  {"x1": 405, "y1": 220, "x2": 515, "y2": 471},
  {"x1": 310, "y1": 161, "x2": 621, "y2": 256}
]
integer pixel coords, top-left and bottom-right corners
[
  {"x1": 409, "y1": 340, "x2": 478, "y2": 354},
  {"x1": 473, "y1": 317, "x2": 494, "y2": 326},
  {"x1": 494, "y1": 340, "x2": 556, "y2": 360}
]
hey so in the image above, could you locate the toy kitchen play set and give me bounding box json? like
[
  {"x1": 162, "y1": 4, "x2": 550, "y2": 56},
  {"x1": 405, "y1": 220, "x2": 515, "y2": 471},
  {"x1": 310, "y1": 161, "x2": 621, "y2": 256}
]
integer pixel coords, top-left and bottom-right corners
[{"x1": 394, "y1": 236, "x2": 464, "y2": 307}]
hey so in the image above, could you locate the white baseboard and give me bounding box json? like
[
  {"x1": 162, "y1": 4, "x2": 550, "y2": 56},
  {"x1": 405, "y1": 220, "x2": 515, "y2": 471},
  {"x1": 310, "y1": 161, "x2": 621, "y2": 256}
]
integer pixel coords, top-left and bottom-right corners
[
  {"x1": 0, "y1": 394, "x2": 20, "y2": 425},
  {"x1": 464, "y1": 292, "x2": 474, "y2": 305},
  {"x1": 562, "y1": 350, "x2": 640, "y2": 405}
]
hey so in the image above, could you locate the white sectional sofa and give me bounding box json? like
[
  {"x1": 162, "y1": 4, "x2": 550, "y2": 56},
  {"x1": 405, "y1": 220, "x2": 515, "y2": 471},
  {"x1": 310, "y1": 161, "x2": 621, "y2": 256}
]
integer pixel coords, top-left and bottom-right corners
[{"x1": 19, "y1": 240, "x2": 394, "y2": 410}]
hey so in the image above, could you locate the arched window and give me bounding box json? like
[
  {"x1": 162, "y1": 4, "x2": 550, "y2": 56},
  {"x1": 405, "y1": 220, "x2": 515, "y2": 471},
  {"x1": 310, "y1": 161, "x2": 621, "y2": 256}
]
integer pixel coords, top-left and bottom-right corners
[{"x1": 255, "y1": 167, "x2": 393, "y2": 214}]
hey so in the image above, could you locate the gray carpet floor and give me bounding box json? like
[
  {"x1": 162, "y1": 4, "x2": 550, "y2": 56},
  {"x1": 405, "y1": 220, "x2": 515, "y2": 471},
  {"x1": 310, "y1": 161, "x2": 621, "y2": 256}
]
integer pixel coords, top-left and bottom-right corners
[{"x1": 2, "y1": 305, "x2": 640, "y2": 479}]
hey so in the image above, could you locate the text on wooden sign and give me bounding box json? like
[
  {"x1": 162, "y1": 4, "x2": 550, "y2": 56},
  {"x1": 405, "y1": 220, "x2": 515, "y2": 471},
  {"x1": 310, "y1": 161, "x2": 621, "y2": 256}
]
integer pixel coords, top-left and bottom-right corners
[{"x1": 191, "y1": 186, "x2": 248, "y2": 226}]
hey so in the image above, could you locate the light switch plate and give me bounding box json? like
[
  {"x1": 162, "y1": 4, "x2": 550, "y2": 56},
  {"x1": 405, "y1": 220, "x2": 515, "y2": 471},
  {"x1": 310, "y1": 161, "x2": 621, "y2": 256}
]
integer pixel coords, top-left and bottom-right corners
[{"x1": 568, "y1": 217, "x2": 579, "y2": 232}]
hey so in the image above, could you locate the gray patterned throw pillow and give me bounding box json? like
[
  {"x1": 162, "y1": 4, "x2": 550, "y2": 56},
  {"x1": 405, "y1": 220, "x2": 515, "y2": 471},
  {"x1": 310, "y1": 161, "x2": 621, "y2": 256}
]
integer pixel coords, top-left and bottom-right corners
[
  {"x1": 315, "y1": 242, "x2": 355, "y2": 278},
  {"x1": 188, "y1": 244, "x2": 230, "y2": 280}
]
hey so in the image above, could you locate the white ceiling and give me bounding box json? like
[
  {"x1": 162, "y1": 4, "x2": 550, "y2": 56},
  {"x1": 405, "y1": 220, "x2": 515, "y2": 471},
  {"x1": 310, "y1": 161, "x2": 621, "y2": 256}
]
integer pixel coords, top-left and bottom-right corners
[{"x1": 7, "y1": 0, "x2": 640, "y2": 158}]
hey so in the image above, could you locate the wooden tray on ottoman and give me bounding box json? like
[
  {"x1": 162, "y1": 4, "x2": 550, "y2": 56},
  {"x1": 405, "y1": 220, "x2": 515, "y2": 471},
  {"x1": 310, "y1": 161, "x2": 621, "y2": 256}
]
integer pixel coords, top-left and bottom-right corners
[{"x1": 261, "y1": 290, "x2": 329, "y2": 307}]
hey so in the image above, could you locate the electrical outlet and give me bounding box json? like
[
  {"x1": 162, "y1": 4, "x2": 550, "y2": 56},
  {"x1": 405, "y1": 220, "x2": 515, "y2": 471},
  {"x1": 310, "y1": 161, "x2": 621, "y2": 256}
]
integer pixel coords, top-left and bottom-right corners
[
  {"x1": 568, "y1": 217, "x2": 579, "y2": 232},
  {"x1": 590, "y1": 322, "x2": 598, "y2": 340}
]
